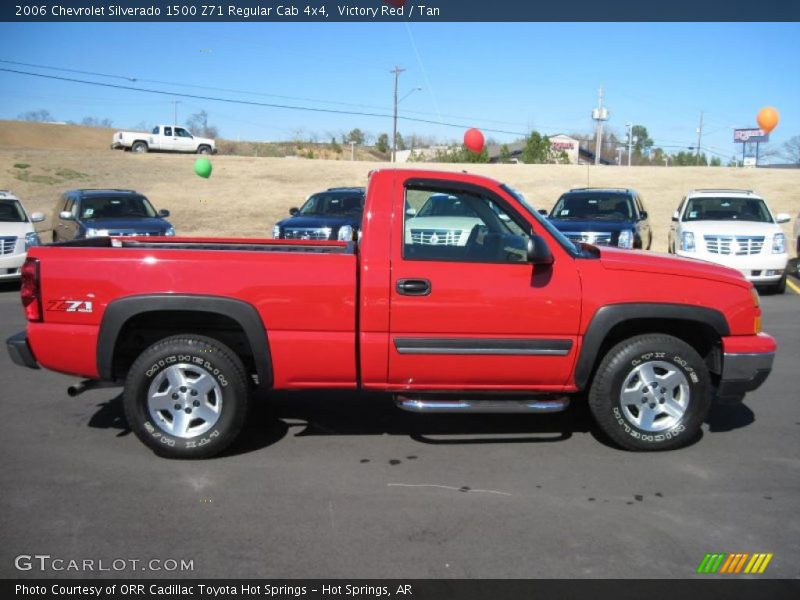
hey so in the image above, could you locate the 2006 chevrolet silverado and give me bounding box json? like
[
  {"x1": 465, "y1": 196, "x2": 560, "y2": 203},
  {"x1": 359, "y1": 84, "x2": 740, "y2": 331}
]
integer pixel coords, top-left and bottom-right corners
[{"x1": 6, "y1": 169, "x2": 776, "y2": 458}]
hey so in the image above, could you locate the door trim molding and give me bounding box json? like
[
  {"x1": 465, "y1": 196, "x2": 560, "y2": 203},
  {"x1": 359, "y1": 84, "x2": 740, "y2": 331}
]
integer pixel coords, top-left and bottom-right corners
[{"x1": 393, "y1": 337, "x2": 573, "y2": 356}]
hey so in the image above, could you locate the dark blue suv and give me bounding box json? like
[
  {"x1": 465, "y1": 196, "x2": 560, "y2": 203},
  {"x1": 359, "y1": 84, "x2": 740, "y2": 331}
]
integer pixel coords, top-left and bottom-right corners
[
  {"x1": 51, "y1": 189, "x2": 175, "y2": 242},
  {"x1": 273, "y1": 187, "x2": 365, "y2": 241},
  {"x1": 546, "y1": 188, "x2": 652, "y2": 250}
]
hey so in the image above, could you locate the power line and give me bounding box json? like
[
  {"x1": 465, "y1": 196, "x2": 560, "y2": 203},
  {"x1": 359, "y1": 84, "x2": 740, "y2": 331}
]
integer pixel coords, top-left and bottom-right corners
[
  {"x1": 0, "y1": 66, "x2": 533, "y2": 137},
  {"x1": 0, "y1": 57, "x2": 539, "y2": 130}
]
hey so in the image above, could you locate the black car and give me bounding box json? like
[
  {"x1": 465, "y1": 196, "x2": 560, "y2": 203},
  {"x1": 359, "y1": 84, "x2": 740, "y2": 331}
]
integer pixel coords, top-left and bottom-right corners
[
  {"x1": 273, "y1": 187, "x2": 365, "y2": 241},
  {"x1": 51, "y1": 189, "x2": 174, "y2": 242},
  {"x1": 547, "y1": 188, "x2": 652, "y2": 249}
]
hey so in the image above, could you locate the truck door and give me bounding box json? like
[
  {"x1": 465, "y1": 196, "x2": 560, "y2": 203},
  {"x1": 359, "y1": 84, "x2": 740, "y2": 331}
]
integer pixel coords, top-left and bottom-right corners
[
  {"x1": 387, "y1": 179, "x2": 582, "y2": 390},
  {"x1": 173, "y1": 127, "x2": 197, "y2": 152},
  {"x1": 158, "y1": 126, "x2": 177, "y2": 151}
]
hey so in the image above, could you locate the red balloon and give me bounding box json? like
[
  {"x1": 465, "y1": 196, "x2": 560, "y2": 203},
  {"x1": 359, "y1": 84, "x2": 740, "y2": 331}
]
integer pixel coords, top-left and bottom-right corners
[{"x1": 464, "y1": 128, "x2": 485, "y2": 153}]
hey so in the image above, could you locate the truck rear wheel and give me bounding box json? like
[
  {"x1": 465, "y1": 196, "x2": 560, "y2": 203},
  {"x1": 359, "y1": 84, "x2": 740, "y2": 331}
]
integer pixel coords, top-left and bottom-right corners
[
  {"x1": 588, "y1": 334, "x2": 711, "y2": 451},
  {"x1": 123, "y1": 335, "x2": 250, "y2": 458},
  {"x1": 131, "y1": 141, "x2": 148, "y2": 153}
]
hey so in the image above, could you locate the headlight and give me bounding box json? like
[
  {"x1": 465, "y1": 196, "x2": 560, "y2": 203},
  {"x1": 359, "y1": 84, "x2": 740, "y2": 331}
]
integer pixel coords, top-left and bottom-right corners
[
  {"x1": 272, "y1": 224, "x2": 281, "y2": 239},
  {"x1": 337, "y1": 225, "x2": 354, "y2": 241},
  {"x1": 617, "y1": 230, "x2": 633, "y2": 249},
  {"x1": 164, "y1": 227, "x2": 176, "y2": 236},
  {"x1": 681, "y1": 231, "x2": 695, "y2": 252},
  {"x1": 772, "y1": 233, "x2": 785, "y2": 254},
  {"x1": 85, "y1": 228, "x2": 109, "y2": 237},
  {"x1": 24, "y1": 231, "x2": 41, "y2": 250}
]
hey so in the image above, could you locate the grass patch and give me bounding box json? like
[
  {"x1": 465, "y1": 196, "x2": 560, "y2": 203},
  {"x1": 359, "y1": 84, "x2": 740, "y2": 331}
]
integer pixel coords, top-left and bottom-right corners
[
  {"x1": 13, "y1": 163, "x2": 30, "y2": 169},
  {"x1": 55, "y1": 168, "x2": 88, "y2": 180},
  {"x1": 14, "y1": 170, "x2": 60, "y2": 185}
]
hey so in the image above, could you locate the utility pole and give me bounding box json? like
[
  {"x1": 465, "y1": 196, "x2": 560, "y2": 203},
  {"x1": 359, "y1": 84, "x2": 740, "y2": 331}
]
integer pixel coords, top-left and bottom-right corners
[
  {"x1": 626, "y1": 122, "x2": 635, "y2": 167},
  {"x1": 390, "y1": 66, "x2": 406, "y2": 163},
  {"x1": 695, "y1": 111, "x2": 704, "y2": 166},
  {"x1": 591, "y1": 86, "x2": 608, "y2": 165},
  {"x1": 616, "y1": 146, "x2": 624, "y2": 165},
  {"x1": 350, "y1": 141, "x2": 356, "y2": 161},
  {"x1": 172, "y1": 101, "x2": 180, "y2": 128}
]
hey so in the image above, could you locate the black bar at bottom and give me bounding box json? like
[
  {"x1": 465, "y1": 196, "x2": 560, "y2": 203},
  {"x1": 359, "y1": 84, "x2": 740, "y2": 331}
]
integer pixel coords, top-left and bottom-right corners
[{"x1": 3, "y1": 579, "x2": 800, "y2": 600}]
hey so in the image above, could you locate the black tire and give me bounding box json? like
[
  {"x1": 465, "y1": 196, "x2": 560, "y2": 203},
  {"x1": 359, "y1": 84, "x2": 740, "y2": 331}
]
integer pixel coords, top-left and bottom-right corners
[
  {"x1": 197, "y1": 145, "x2": 211, "y2": 155},
  {"x1": 588, "y1": 334, "x2": 711, "y2": 451},
  {"x1": 123, "y1": 335, "x2": 250, "y2": 458},
  {"x1": 132, "y1": 141, "x2": 148, "y2": 153},
  {"x1": 767, "y1": 273, "x2": 787, "y2": 295}
]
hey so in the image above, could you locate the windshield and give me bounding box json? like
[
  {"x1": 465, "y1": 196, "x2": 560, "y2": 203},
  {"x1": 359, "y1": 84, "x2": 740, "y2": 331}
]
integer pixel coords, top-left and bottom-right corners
[
  {"x1": 79, "y1": 196, "x2": 157, "y2": 219},
  {"x1": 0, "y1": 200, "x2": 27, "y2": 222},
  {"x1": 501, "y1": 185, "x2": 580, "y2": 256},
  {"x1": 551, "y1": 193, "x2": 635, "y2": 220},
  {"x1": 299, "y1": 192, "x2": 364, "y2": 216},
  {"x1": 683, "y1": 197, "x2": 773, "y2": 223}
]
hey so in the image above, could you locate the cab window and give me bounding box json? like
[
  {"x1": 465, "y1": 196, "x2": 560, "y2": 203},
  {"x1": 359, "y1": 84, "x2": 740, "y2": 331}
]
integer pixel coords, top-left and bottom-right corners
[{"x1": 403, "y1": 185, "x2": 529, "y2": 264}]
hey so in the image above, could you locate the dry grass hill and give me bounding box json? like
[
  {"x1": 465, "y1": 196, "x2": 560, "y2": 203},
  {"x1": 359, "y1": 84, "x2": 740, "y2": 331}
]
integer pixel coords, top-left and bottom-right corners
[{"x1": 1, "y1": 121, "x2": 798, "y2": 256}]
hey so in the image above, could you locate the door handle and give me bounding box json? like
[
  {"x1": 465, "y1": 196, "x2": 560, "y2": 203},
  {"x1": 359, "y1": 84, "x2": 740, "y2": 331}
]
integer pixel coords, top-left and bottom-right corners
[{"x1": 396, "y1": 278, "x2": 431, "y2": 296}]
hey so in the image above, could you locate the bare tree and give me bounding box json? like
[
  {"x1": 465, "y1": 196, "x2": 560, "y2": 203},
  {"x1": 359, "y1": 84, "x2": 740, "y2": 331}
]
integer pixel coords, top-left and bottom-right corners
[
  {"x1": 18, "y1": 109, "x2": 53, "y2": 122},
  {"x1": 185, "y1": 110, "x2": 220, "y2": 139},
  {"x1": 780, "y1": 135, "x2": 800, "y2": 165}
]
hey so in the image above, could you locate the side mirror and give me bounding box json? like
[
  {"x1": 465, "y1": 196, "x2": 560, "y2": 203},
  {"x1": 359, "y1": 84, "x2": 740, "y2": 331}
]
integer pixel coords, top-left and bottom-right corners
[
  {"x1": 639, "y1": 210, "x2": 648, "y2": 220},
  {"x1": 775, "y1": 213, "x2": 790, "y2": 224},
  {"x1": 158, "y1": 209, "x2": 170, "y2": 217},
  {"x1": 59, "y1": 211, "x2": 75, "y2": 221},
  {"x1": 405, "y1": 207, "x2": 417, "y2": 217},
  {"x1": 538, "y1": 209, "x2": 549, "y2": 216},
  {"x1": 30, "y1": 212, "x2": 45, "y2": 223},
  {"x1": 671, "y1": 210, "x2": 679, "y2": 222},
  {"x1": 289, "y1": 207, "x2": 299, "y2": 216},
  {"x1": 527, "y1": 235, "x2": 554, "y2": 265}
]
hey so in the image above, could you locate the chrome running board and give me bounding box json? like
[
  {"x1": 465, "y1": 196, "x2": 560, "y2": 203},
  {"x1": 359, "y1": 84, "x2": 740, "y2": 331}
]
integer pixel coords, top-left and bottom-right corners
[{"x1": 395, "y1": 395, "x2": 570, "y2": 414}]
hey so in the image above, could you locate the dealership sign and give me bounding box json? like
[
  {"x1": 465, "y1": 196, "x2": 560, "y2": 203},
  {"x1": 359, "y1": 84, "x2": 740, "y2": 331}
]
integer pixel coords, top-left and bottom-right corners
[{"x1": 734, "y1": 128, "x2": 769, "y2": 143}]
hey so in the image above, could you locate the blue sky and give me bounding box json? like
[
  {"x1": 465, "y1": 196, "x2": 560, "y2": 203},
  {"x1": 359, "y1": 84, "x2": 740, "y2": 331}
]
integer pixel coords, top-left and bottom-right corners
[{"x1": 1, "y1": 22, "x2": 799, "y2": 160}]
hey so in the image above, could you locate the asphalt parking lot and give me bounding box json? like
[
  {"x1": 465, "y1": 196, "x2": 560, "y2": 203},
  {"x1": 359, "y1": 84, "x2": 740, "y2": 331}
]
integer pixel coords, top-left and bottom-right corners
[{"x1": 0, "y1": 277, "x2": 798, "y2": 579}]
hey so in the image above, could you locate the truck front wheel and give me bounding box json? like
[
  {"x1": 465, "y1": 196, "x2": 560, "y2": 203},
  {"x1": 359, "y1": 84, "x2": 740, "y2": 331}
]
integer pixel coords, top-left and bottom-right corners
[
  {"x1": 131, "y1": 141, "x2": 148, "y2": 153},
  {"x1": 123, "y1": 335, "x2": 250, "y2": 458},
  {"x1": 588, "y1": 334, "x2": 711, "y2": 451},
  {"x1": 197, "y1": 145, "x2": 212, "y2": 155}
]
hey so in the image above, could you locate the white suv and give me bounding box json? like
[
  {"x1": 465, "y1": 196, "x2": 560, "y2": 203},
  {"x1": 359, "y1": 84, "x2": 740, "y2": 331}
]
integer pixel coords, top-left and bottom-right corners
[
  {"x1": 669, "y1": 189, "x2": 791, "y2": 294},
  {"x1": 0, "y1": 191, "x2": 45, "y2": 282}
]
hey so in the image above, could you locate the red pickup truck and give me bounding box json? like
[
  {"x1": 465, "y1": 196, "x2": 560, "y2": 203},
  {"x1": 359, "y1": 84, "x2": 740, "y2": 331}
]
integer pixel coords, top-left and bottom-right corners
[{"x1": 6, "y1": 169, "x2": 776, "y2": 458}]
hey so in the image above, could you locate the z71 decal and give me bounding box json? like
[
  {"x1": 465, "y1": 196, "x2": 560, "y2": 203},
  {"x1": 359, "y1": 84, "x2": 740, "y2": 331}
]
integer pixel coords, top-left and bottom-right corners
[{"x1": 46, "y1": 300, "x2": 94, "y2": 313}]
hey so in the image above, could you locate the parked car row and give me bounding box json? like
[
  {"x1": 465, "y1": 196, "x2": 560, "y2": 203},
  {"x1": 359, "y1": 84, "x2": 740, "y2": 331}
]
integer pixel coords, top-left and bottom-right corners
[{"x1": 273, "y1": 184, "x2": 795, "y2": 294}]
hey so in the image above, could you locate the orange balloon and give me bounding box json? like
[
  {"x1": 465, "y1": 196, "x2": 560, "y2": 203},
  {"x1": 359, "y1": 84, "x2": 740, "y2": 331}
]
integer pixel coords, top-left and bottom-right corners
[{"x1": 756, "y1": 107, "x2": 779, "y2": 134}]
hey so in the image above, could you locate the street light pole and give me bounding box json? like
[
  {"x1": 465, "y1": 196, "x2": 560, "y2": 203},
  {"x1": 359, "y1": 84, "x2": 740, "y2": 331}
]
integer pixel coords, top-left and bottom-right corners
[
  {"x1": 626, "y1": 122, "x2": 634, "y2": 167},
  {"x1": 390, "y1": 66, "x2": 406, "y2": 163}
]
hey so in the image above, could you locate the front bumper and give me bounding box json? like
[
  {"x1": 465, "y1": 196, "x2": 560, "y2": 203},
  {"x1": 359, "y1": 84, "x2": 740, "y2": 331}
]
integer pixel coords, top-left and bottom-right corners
[
  {"x1": 675, "y1": 250, "x2": 788, "y2": 283},
  {"x1": 6, "y1": 331, "x2": 39, "y2": 369},
  {"x1": 0, "y1": 252, "x2": 25, "y2": 280},
  {"x1": 717, "y1": 334, "x2": 776, "y2": 402}
]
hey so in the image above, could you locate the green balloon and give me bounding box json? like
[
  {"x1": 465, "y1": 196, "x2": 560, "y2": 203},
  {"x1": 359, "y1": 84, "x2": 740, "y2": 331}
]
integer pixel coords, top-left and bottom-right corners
[{"x1": 194, "y1": 157, "x2": 212, "y2": 178}]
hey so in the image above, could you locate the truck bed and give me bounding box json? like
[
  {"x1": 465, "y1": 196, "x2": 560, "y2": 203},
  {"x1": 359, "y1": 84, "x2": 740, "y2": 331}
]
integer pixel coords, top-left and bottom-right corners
[{"x1": 29, "y1": 236, "x2": 359, "y2": 388}]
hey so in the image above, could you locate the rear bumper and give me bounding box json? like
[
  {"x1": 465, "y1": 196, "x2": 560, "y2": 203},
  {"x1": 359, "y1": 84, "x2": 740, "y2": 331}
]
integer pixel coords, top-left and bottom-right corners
[
  {"x1": 6, "y1": 331, "x2": 39, "y2": 369},
  {"x1": 717, "y1": 334, "x2": 776, "y2": 402}
]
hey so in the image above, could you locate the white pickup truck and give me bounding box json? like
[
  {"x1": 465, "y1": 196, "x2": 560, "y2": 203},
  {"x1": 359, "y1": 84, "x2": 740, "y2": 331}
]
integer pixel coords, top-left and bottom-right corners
[{"x1": 111, "y1": 125, "x2": 216, "y2": 154}]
